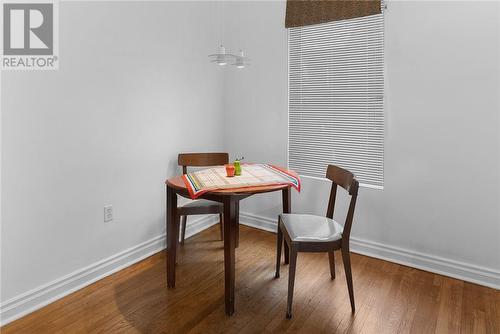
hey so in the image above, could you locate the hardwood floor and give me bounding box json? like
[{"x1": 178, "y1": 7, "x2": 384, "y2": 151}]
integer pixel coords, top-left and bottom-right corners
[{"x1": 3, "y1": 225, "x2": 499, "y2": 333}]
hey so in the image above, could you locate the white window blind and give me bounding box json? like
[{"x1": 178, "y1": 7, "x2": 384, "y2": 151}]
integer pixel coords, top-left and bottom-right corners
[{"x1": 288, "y1": 12, "x2": 384, "y2": 188}]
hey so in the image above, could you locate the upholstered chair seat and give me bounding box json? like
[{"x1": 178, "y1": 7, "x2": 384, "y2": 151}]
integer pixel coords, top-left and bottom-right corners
[{"x1": 279, "y1": 214, "x2": 343, "y2": 242}]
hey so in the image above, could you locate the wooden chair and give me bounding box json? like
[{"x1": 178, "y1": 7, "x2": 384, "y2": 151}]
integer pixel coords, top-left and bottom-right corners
[
  {"x1": 275, "y1": 164, "x2": 359, "y2": 318},
  {"x1": 178, "y1": 153, "x2": 228, "y2": 244}
]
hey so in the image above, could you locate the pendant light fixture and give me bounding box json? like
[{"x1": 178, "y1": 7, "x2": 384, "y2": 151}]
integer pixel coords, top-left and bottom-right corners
[
  {"x1": 208, "y1": 47, "x2": 250, "y2": 69},
  {"x1": 208, "y1": 2, "x2": 249, "y2": 69}
]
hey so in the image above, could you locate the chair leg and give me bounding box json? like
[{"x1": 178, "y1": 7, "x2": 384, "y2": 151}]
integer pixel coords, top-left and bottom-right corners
[
  {"x1": 284, "y1": 242, "x2": 290, "y2": 264},
  {"x1": 342, "y1": 247, "x2": 355, "y2": 313},
  {"x1": 328, "y1": 251, "x2": 335, "y2": 280},
  {"x1": 275, "y1": 225, "x2": 283, "y2": 278},
  {"x1": 286, "y1": 245, "x2": 298, "y2": 319},
  {"x1": 180, "y1": 215, "x2": 187, "y2": 245},
  {"x1": 176, "y1": 216, "x2": 182, "y2": 264},
  {"x1": 328, "y1": 251, "x2": 336, "y2": 280},
  {"x1": 219, "y1": 213, "x2": 224, "y2": 241}
]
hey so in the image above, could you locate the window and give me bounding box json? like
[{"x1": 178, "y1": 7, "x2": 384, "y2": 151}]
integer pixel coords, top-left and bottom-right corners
[{"x1": 288, "y1": 11, "x2": 384, "y2": 188}]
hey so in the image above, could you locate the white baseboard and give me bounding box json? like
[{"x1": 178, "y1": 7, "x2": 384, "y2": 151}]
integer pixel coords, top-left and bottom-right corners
[
  {"x1": 239, "y1": 212, "x2": 278, "y2": 233},
  {"x1": 0, "y1": 215, "x2": 218, "y2": 326},
  {"x1": 184, "y1": 214, "x2": 220, "y2": 238},
  {"x1": 239, "y1": 212, "x2": 500, "y2": 290},
  {"x1": 348, "y1": 237, "x2": 500, "y2": 289}
]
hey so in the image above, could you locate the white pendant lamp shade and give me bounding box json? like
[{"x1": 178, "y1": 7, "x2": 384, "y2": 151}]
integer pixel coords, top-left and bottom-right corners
[
  {"x1": 233, "y1": 50, "x2": 250, "y2": 69},
  {"x1": 209, "y1": 45, "x2": 232, "y2": 66}
]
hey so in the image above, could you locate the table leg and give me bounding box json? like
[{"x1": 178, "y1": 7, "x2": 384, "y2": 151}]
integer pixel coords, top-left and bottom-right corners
[
  {"x1": 235, "y1": 201, "x2": 240, "y2": 248},
  {"x1": 167, "y1": 185, "x2": 179, "y2": 288},
  {"x1": 223, "y1": 197, "x2": 237, "y2": 315},
  {"x1": 282, "y1": 188, "x2": 291, "y2": 264}
]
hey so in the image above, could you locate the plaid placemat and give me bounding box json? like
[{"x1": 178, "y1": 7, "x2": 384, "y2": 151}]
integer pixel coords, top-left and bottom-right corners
[{"x1": 182, "y1": 164, "x2": 301, "y2": 199}]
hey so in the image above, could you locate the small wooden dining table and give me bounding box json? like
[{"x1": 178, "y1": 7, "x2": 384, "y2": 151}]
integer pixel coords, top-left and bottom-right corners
[{"x1": 165, "y1": 169, "x2": 296, "y2": 315}]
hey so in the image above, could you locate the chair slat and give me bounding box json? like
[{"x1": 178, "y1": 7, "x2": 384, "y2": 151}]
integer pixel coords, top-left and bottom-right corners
[
  {"x1": 326, "y1": 164, "x2": 356, "y2": 194},
  {"x1": 178, "y1": 153, "x2": 229, "y2": 169}
]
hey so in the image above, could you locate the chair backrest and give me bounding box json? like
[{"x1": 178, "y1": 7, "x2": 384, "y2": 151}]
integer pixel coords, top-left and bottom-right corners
[
  {"x1": 325, "y1": 164, "x2": 359, "y2": 242},
  {"x1": 178, "y1": 153, "x2": 229, "y2": 174}
]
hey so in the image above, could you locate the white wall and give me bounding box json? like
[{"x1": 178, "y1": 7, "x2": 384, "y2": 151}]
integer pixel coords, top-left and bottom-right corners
[
  {"x1": 222, "y1": 0, "x2": 500, "y2": 284},
  {"x1": 1, "y1": 1, "x2": 224, "y2": 305}
]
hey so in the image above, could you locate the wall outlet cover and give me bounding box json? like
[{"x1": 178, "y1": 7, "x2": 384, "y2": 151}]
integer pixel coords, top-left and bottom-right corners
[{"x1": 104, "y1": 205, "x2": 113, "y2": 222}]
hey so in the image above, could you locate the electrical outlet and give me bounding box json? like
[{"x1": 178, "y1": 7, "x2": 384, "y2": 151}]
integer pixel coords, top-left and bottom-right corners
[{"x1": 104, "y1": 205, "x2": 113, "y2": 222}]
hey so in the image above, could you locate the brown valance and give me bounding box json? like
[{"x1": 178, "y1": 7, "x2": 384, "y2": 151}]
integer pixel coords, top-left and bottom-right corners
[{"x1": 285, "y1": 0, "x2": 381, "y2": 28}]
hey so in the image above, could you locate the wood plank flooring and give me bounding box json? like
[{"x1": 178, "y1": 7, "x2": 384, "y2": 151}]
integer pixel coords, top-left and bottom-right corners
[{"x1": 2, "y1": 225, "x2": 499, "y2": 333}]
